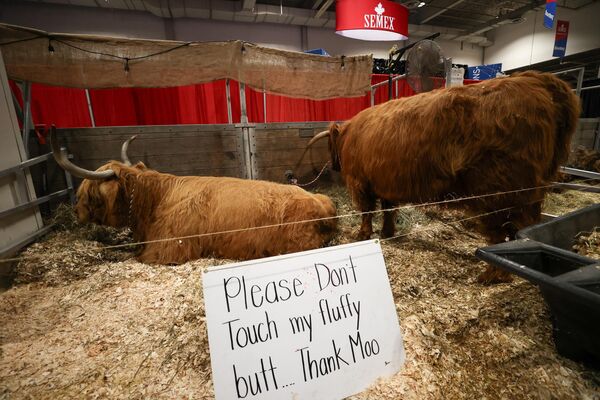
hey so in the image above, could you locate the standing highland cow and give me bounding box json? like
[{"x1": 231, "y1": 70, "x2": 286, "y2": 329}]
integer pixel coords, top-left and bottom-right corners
[{"x1": 306, "y1": 71, "x2": 580, "y2": 283}]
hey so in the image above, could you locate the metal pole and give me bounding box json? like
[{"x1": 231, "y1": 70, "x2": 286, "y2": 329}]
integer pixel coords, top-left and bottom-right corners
[
  {"x1": 371, "y1": 74, "x2": 406, "y2": 89},
  {"x1": 576, "y1": 67, "x2": 584, "y2": 97},
  {"x1": 226, "y1": 79, "x2": 233, "y2": 124},
  {"x1": 370, "y1": 88, "x2": 375, "y2": 107},
  {"x1": 395, "y1": 79, "x2": 399, "y2": 99},
  {"x1": 10, "y1": 86, "x2": 23, "y2": 122},
  {"x1": 388, "y1": 74, "x2": 393, "y2": 101},
  {"x1": 262, "y1": 79, "x2": 267, "y2": 123},
  {"x1": 554, "y1": 67, "x2": 585, "y2": 75},
  {"x1": 239, "y1": 82, "x2": 248, "y2": 125},
  {"x1": 593, "y1": 122, "x2": 600, "y2": 152},
  {"x1": 445, "y1": 58, "x2": 453, "y2": 88},
  {"x1": 580, "y1": 85, "x2": 600, "y2": 92},
  {"x1": 21, "y1": 81, "x2": 32, "y2": 158},
  {"x1": 84, "y1": 89, "x2": 96, "y2": 127}
]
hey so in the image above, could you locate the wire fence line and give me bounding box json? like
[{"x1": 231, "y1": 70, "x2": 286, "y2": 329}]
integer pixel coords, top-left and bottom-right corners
[{"x1": 0, "y1": 179, "x2": 598, "y2": 265}]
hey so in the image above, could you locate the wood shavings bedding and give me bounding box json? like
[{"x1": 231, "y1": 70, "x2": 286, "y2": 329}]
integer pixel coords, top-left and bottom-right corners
[{"x1": 1, "y1": 186, "x2": 599, "y2": 399}]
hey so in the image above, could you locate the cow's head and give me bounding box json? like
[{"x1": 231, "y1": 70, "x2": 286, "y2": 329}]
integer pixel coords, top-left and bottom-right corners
[{"x1": 51, "y1": 127, "x2": 146, "y2": 227}]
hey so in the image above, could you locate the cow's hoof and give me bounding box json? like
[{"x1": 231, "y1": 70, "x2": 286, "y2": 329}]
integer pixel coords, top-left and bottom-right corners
[
  {"x1": 477, "y1": 266, "x2": 513, "y2": 285},
  {"x1": 380, "y1": 229, "x2": 396, "y2": 239},
  {"x1": 356, "y1": 231, "x2": 372, "y2": 241}
]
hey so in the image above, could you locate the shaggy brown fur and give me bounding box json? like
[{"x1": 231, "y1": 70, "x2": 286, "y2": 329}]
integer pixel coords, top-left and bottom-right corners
[
  {"x1": 321, "y1": 71, "x2": 580, "y2": 283},
  {"x1": 75, "y1": 162, "x2": 337, "y2": 264}
]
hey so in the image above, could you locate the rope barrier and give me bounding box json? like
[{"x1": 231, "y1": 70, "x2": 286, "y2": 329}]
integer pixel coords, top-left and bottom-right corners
[{"x1": 0, "y1": 179, "x2": 597, "y2": 265}]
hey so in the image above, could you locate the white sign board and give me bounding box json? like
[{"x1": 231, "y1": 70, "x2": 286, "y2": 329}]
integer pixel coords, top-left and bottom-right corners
[{"x1": 202, "y1": 240, "x2": 405, "y2": 400}]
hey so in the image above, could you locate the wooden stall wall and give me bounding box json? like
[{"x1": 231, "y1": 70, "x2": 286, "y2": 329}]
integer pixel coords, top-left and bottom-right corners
[
  {"x1": 251, "y1": 123, "x2": 334, "y2": 184},
  {"x1": 55, "y1": 124, "x2": 246, "y2": 183}
]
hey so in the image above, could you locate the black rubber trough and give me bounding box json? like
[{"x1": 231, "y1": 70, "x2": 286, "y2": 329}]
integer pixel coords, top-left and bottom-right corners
[{"x1": 475, "y1": 203, "x2": 600, "y2": 366}]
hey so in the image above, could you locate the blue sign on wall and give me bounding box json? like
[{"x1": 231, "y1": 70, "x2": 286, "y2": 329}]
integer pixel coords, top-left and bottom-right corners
[
  {"x1": 304, "y1": 48, "x2": 330, "y2": 56},
  {"x1": 467, "y1": 64, "x2": 503, "y2": 81},
  {"x1": 544, "y1": 0, "x2": 557, "y2": 29}
]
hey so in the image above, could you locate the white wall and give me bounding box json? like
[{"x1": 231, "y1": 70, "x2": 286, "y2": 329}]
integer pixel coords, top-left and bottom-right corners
[
  {"x1": 0, "y1": 2, "x2": 167, "y2": 39},
  {"x1": 307, "y1": 28, "x2": 483, "y2": 64},
  {"x1": 175, "y1": 18, "x2": 302, "y2": 52},
  {"x1": 0, "y1": 1, "x2": 483, "y2": 65},
  {"x1": 484, "y1": 2, "x2": 600, "y2": 70}
]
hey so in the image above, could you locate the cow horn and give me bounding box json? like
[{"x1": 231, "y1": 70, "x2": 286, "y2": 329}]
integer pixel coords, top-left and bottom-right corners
[
  {"x1": 121, "y1": 135, "x2": 137, "y2": 166},
  {"x1": 292, "y1": 129, "x2": 331, "y2": 173},
  {"x1": 307, "y1": 130, "x2": 330, "y2": 148},
  {"x1": 50, "y1": 126, "x2": 116, "y2": 180}
]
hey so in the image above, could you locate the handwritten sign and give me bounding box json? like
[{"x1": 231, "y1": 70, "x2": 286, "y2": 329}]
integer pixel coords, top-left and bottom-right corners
[{"x1": 203, "y1": 240, "x2": 405, "y2": 400}]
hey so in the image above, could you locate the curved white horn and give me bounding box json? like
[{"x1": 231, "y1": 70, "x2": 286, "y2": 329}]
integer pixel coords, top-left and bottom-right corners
[
  {"x1": 121, "y1": 135, "x2": 137, "y2": 166},
  {"x1": 307, "y1": 130, "x2": 330, "y2": 148},
  {"x1": 292, "y1": 130, "x2": 331, "y2": 173},
  {"x1": 50, "y1": 127, "x2": 115, "y2": 180}
]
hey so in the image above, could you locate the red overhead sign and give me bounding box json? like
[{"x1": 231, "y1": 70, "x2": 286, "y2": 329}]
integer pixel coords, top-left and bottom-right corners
[
  {"x1": 552, "y1": 20, "x2": 569, "y2": 57},
  {"x1": 336, "y1": 0, "x2": 409, "y2": 41}
]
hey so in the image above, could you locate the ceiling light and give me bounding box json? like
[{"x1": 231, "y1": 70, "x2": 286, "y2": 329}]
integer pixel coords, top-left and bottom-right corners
[{"x1": 418, "y1": 2, "x2": 426, "y2": 7}]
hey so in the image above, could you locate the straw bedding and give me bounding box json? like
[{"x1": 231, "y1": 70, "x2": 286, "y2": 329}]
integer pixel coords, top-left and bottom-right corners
[{"x1": 1, "y1": 186, "x2": 599, "y2": 399}]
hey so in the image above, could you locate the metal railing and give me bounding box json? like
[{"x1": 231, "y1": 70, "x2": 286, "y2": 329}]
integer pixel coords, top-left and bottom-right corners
[
  {"x1": 554, "y1": 67, "x2": 585, "y2": 96},
  {"x1": 370, "y1": 74, "x2": 407, "y2": 107},
  {"x1": 0, "y1": 151, "x2": 75, "y2": 258}
]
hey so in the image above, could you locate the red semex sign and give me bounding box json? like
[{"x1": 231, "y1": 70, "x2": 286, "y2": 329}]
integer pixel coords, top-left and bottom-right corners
[{"x1": 336, "y1": 0, "x2": 409, "y2": 41}]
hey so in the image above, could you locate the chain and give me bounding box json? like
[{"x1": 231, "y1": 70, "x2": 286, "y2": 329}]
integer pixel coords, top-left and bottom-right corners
[
  {"x1": 128, "y1": 178, "x2": 136, "y2": 230},
  {"x1": 293, "y1": 162, "x2": 331, "y2": 187}
]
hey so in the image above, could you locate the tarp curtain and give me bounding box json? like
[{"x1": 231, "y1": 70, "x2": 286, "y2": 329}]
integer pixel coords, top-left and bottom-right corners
[
  {"x1": 10, "y1": 76, "x2": 480, "y2": 128},
  {"x1": 0, "y1": 24, "x2": 373, "y2": 99}
]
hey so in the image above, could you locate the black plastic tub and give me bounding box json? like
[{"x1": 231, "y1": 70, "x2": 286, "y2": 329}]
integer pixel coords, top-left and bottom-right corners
[
  {"x1": 476, "y1": 203, "x2": 600, "y2": 365},
  {"x1": 517, "y1": 203, "x2": 600, "y2": 250}
]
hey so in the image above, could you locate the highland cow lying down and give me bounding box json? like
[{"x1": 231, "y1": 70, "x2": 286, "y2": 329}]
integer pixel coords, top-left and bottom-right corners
[
  {"x1": 306, "y1": 71, "x2": 580, "y2": 283},
  {"x1": 51, "y1": 130, "x2": 337, "y2": 264}
]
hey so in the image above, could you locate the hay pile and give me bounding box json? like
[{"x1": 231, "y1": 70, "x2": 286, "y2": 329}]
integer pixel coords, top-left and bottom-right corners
[
  {"x1": 543, "y1": 186, "x2": 599, "y2": 216},
  {"x1": 14, "y1": 204, "x2": 136, "y2": 285},
  {"x1": 568, "y1": 147, "x2": 600, "y2": 175},
  {"x1": 573, "y1": 229, "x2": 600, "y2": 259},
  {"x1": 1, "y1": 187, "x2": 599, "y2": 399}
]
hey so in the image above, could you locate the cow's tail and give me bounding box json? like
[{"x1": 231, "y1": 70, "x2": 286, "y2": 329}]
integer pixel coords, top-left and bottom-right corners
[
  {"x1": 549, "y1": 74, "x2": 580, "y2": 176},
  {"x1": 531, "y1": 72, "x2": 581, "y2": 177}
]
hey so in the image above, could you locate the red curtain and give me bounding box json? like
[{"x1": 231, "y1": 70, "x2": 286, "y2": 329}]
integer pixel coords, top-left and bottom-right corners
[
  {"x1": 89, "y1": 81, "x2": 233, "y2": 126},
  {"x1": 10, "y1": 81, "x2": 92, "y2": 128},
  {"x1": 9, "y1": 75, "x2": 480, "y2": 128}
]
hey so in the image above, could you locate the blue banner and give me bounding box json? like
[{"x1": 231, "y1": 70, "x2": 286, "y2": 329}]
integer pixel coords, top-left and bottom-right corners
[
  {"x1": 304, "y1": 48, "x2": 330, "y2": 56},
  {"x1": 467, "y1": 64, "x2": 503, "y2": 81},
  {"x1": 544, "y1": 0, "x2": 557, "y2": 29}
]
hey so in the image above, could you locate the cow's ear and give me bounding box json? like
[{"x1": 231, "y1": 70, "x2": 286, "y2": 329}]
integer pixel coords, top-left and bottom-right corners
[
  {"x1": 98, "y1": 180, "x2": 123, "y2": 226},
  {"x1": 329, "y1": 123, "x2": 341, "y2": 143},
  {"x1": 133, "y1": 161, "x2": 148, "y2": 170},
  {"x1": 328, "y1": 123, "x2": 342, "y2": 171}
]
